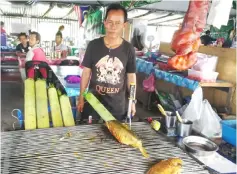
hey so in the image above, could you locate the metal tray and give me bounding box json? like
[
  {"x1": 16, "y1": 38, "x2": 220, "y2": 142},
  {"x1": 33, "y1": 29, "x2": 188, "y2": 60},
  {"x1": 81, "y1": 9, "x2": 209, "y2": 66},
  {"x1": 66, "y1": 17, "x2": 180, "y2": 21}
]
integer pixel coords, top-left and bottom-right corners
[{"x1": 183, "y1": 136, "x2": 219, "y2": 156}]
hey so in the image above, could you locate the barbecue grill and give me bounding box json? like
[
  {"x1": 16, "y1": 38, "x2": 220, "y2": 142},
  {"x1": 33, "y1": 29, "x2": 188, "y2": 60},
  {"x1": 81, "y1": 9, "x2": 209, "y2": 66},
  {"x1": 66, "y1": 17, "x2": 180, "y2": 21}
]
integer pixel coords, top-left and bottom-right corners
[{"x1": 1, "y1": 122, "x2": 209, "y2": 174}]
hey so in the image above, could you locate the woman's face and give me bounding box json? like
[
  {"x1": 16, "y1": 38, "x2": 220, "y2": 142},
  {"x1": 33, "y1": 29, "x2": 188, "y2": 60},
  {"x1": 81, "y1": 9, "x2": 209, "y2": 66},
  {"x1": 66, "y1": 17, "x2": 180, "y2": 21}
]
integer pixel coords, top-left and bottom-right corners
[{"x1": 29, "y1": 34, "x2": 39, "y2": 47}]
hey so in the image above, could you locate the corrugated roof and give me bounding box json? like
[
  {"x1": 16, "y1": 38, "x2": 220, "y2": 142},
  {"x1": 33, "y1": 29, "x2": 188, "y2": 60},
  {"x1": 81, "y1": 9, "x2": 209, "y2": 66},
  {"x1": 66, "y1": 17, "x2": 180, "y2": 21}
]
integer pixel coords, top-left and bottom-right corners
[
  {"x1": 0, "y1": 2, "x2": 88, "y2": 20},
  {"x1": 0, "y1": 1, "x2": 187, "y2": 27},
  {"x1": 138, "y1": 12, "x2": 170, "y2": 20},
  {"x1": 148, "y1": 14, "x2": 184, "y2": 24},
  {"x1": 46, "y1": 6, "x2": 73, "y2": 19},
  {"x1": 127, "y1": 9, "x2": 183, "y2": 26},
  {"x1": 160, "y1": 18, "x2": 184, "y2": 26},
  {"x1": 25, "y1": 3, "x2": 50, "y2": 17},
  {"x1": 142, "y1": 0, "x2": 189, "y2": 13},
  {"x1": 5, "y1": 0, "x2": 234, "y2": 27},
  {"x1": 127, "y1": 9, "x2": 149, "y2": 19}
]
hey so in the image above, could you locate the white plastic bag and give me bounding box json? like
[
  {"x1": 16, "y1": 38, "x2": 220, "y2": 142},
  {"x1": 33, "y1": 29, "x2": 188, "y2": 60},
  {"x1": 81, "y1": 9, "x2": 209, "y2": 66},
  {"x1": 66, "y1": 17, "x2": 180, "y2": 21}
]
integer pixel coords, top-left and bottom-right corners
[
  {"x1": 182, "y1": 87, "x2": 203, "y2": 121},
  {"x1": 193, "y1": 100, "x2": 222, "y2": 137},
  {"x1": 182, "y1": 87, "x2": 222, "y2": 138}
]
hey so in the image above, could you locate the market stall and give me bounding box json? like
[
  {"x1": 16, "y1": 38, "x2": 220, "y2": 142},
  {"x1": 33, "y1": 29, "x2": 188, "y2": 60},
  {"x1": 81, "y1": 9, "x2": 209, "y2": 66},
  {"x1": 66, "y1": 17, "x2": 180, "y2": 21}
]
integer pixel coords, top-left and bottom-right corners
[{"x1": 1, "y1": 0, "x2": 236, "y2": 174}]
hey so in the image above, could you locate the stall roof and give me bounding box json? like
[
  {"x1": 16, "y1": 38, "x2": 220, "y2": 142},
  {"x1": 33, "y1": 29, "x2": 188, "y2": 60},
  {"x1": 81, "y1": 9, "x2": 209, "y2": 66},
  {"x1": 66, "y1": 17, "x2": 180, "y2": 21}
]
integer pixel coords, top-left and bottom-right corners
[
  {"x1": 140, "y1": 0, "x2": 189, "y2": 13},
  {"x1": 0, "y1": 0, "x2": 113, "y2": 20},
  {"x1": 8, "y1": 0, "x2": 113, "y2": 5},
  {"x1": 1, "y1": 0, "x2": 236, "y2": 26},
  {"x1": 128, "y1": 0, "x2": 236, "y2": 26}
]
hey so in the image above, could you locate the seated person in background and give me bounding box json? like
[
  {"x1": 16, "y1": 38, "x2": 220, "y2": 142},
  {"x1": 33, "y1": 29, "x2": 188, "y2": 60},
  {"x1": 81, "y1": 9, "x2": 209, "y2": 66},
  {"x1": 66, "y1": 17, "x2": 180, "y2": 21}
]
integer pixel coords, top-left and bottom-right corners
[
  {"x1": 222, "y1": 29, "x2": 236, "y2": 48},
  {"x1": 52, "y1": 32, "x2": 68, "y2": 58},
  {"x1": 26, "y1": 32, "x2": 48, "y2": 79},
  {"x1": 200, "y1": 30, "x2": 216, "y2": 46},
  {"x1": 131, "y1": 28, "x2": 144, "y2": 51},
  {"x1": 16, "y1": 32, "x2": 30, "y2": 55}
]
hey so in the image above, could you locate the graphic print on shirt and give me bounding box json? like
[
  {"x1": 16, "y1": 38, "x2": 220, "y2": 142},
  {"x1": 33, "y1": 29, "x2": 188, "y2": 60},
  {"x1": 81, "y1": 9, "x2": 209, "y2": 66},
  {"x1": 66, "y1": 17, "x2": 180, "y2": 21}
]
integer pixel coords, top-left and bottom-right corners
[{"x1": 95, "y1": 55, "x2": 124, "y2": 85}]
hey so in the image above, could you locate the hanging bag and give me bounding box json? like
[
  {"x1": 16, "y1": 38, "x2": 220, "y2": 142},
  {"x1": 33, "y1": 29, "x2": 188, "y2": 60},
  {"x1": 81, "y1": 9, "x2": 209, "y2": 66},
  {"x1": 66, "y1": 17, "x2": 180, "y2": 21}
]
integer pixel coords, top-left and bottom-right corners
[{"x1": 143, "y1": 73, "x2": 155, "y2": 92}]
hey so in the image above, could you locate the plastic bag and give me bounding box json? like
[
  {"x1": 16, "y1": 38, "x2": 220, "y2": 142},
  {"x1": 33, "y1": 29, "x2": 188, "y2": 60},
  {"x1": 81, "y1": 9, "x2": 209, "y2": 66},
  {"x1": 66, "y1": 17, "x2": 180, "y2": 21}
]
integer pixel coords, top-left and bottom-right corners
[
  {"x1": 168, "y1": 52, "x2": 197, "y2": 71},
  {"x1": 194, "y1": 100, "x2": 222, "y2": 137},
  {"x1": 182, "y1": 87, "x2": 222, "y2": 138},
  {"x1": 182, "y1": 0, "x2": 209, "y2": 33},
  {"x1": 182, "y1": 86, "x2": 203, "y2": 121},
  {"x1": 143, "y1": 73, "x2": 155, "y2": 92},
  {"x1": 168, "y1": 0, "x2": 209, "y2": 71},
  {"x1": 192, "y1": 53, "x2": 218, "y2": 72}
]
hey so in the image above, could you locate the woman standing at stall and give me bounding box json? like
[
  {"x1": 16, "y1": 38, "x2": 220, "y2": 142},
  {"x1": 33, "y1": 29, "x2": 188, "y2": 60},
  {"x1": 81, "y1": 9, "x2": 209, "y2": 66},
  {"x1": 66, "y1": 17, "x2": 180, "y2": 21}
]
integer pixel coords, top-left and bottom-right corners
[
  {"x1": 52, "y1": 32, "x2": 68, "y2": 58},
  {"x1": 56, "y1": 25, "x2": 65, "y2": 36},
  {"x1": 26, "y1": 31, "x2": 48, "y2": 79}
]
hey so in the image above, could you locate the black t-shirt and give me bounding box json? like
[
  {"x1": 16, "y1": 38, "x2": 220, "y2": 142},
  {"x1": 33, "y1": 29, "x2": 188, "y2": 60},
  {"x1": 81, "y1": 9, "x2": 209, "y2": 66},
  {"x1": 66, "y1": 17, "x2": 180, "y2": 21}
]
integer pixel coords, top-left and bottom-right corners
[
  {"x1": 82, "y1": 37, "x2": 136, "y2": 119},
  {"x1": 16, "y1": 42, "x2": 30, "y2": 53}
]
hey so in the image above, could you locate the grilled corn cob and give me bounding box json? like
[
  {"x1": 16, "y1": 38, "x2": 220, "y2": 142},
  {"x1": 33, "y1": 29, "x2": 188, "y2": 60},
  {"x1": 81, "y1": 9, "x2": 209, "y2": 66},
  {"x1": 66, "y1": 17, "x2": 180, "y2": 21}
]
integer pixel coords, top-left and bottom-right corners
[
  {"x1": 24, "y1": 78, "x2": 37, "y2": 130},
  {"x1": 35, "y1": 79, "x2": 50, "y2": 128},
  {"x1": 48, "y1": 87, "x2": 63, "y2": 127},
  {"x1": 59, "y1": 95, "x2": 75, "y2": 127}
]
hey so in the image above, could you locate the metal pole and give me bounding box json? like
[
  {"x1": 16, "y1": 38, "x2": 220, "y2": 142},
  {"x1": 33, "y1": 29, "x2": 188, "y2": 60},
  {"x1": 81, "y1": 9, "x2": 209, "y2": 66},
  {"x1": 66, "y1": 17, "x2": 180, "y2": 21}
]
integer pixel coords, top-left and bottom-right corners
[{"x1": 127, "y1": 83, "x2": 136, "y2": 129}]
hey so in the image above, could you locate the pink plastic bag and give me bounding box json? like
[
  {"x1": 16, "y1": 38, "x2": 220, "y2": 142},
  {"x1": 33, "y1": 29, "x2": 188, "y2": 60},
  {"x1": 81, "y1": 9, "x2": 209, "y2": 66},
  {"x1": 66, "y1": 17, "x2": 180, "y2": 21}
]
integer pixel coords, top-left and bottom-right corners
[{"x1": 143, "y1": 73, "x2": 155, "y2": 92}]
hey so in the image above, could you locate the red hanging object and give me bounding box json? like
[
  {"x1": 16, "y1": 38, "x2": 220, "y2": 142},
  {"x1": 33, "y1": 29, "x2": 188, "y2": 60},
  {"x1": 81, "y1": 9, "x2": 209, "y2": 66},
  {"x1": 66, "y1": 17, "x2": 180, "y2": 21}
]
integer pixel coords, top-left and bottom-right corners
[
  {"x1": 168, "y1": 0, "x2": 209, "y2": 71},
  {"x1": 74, "y1": 5, "x2": 82, "y2": 27}
]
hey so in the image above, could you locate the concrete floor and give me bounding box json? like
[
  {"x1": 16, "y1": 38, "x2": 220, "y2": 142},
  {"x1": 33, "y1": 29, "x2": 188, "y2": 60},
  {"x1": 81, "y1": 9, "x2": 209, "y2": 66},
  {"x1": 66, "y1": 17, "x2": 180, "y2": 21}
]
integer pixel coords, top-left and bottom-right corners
[
  {"x1": 1, "y1": 71, "x2": 158, "y2": 131},
  {"x1": 1, "y1": 71, "x2": 24, "y2": 131}
]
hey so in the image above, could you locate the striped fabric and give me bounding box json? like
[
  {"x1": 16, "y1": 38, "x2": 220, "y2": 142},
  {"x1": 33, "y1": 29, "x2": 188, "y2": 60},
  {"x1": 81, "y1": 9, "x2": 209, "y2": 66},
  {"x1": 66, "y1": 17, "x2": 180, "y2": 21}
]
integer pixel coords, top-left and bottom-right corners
[{"x1": 74, "y1": 5, "x2": 82, "y2": 26}]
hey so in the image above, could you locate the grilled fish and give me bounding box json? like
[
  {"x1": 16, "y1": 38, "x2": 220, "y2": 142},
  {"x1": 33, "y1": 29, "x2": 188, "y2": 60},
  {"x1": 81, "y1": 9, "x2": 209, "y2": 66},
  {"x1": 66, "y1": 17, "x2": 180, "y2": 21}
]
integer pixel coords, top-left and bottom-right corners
[
  {"x1": 105, "y1": 120, "x2": 149, "y2": 158},
  {"x1": 147, "y1": 158, "x2": 182, "y2": 174}
]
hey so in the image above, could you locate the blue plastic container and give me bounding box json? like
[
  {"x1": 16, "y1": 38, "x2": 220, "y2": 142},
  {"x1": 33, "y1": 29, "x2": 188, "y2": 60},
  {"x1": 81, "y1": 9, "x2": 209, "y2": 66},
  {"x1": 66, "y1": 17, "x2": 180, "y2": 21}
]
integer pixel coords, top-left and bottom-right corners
[
  {"x1": 221, "y1": 120, "x2": 236, "y2": 146},
  {"x1": 17, "y1": 110, "x2": 23, "y2": 128}
]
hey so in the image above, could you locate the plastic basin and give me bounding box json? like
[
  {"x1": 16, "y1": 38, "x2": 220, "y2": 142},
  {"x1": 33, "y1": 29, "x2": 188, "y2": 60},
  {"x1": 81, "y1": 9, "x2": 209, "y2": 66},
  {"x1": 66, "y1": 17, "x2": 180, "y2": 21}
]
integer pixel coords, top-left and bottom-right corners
[{"x1": 221, "y1": 120, "x2": 236, "y2": 146}]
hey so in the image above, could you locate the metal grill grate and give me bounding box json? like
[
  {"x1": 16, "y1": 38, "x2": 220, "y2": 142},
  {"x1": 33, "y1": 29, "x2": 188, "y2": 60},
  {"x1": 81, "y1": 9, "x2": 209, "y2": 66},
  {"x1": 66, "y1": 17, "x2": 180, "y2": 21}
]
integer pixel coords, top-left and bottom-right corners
[{"x1": 1, "y1": 122, "x2": 209, "y2": 174}]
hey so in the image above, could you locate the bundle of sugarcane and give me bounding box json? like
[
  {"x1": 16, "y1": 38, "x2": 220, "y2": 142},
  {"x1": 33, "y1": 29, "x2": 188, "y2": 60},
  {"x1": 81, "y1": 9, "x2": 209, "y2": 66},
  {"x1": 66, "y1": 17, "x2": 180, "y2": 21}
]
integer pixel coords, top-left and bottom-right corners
[
  {"x1": 59, "y1": 94, "x2": 75, "y2": 127},
  {"x1": 48, "y1": 86, "x2": 63, "y2": 127},
  {"x1": 84, "y1": 92, "x2": 115, "y2": 122},
  {"x1": 24, "y1": 78, "x2": 37, "y2": 130},
  {"x1": 35, "y1": 79, "x2": 50, "y2": 128}
]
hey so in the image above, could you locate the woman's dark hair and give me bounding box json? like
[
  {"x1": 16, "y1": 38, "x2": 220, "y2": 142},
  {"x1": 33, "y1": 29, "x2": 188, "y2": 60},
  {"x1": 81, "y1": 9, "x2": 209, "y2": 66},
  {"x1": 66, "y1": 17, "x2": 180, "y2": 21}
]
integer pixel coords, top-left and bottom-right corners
[
  {"x1": 30, "y1": 31, "x2": 41, "y2": 42},
  {"x1": 56, "y1": 32, "x2": 63, "y2": 38},
  {"x1": 105, "y1": 3, "x2": 127, "y2": 22},
  {"x1": 59, "y1": 25, "x2": 64, "y2": 31},
  {"x1": 18, "y1": 32, "x2": 27, "y2": 39}
]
